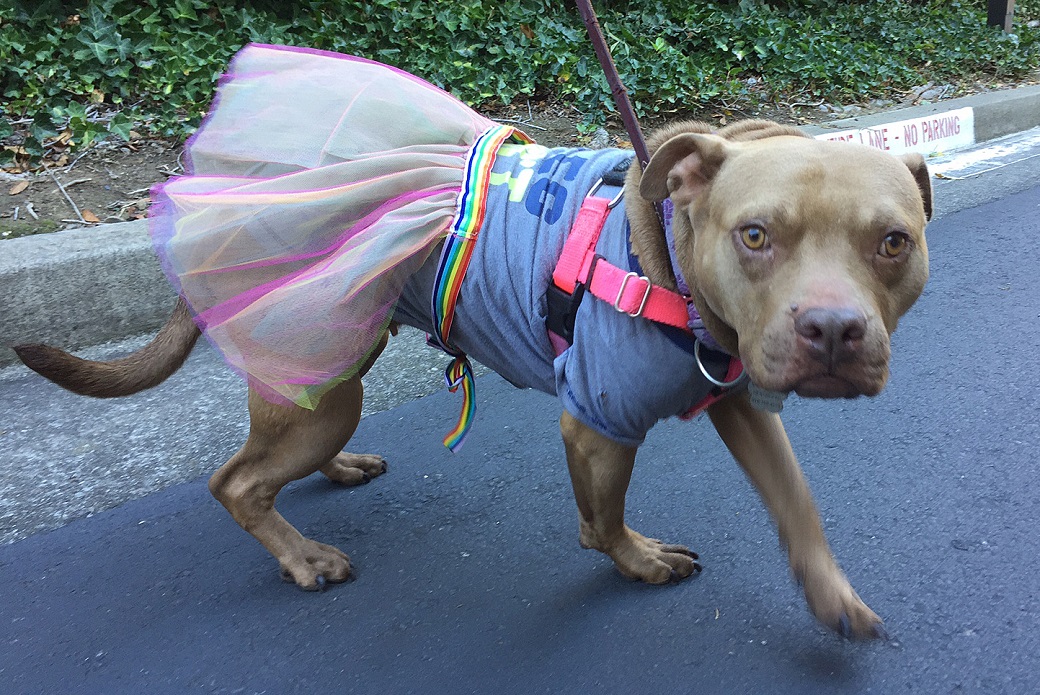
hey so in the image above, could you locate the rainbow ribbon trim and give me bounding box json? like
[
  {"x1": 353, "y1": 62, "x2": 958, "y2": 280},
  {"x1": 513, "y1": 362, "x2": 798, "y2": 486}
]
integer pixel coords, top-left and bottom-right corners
[{"x1": 430, "y1": 124, "x2": 532, "y2": 452}]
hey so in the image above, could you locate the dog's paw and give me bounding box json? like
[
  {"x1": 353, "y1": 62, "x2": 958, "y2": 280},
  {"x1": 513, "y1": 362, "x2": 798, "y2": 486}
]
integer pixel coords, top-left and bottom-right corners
[
  {"x1": 799, "y1": 562, "x2": 886, "y2": 640},
  {"x1": 605, "y1": 527, "x2": 702, "y2": 584},
  {"x1": 278, "y1": 539, "x2": 353, "y2": 590},
  {"x1": 320, "y1": 452, "x2": 388, "y2": 486}
]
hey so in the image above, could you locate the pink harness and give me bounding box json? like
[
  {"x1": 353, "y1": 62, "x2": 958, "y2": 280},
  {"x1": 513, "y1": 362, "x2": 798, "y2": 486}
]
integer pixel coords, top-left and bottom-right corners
[{"x1": 546, "y1": 182, "x2": 745, "y2": 420}]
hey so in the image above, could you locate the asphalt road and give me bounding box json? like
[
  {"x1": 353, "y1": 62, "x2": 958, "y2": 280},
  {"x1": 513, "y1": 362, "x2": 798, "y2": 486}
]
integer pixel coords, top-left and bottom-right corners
[{"x1": 2, "y1": 139, "x2": 1039, "y2": 693}]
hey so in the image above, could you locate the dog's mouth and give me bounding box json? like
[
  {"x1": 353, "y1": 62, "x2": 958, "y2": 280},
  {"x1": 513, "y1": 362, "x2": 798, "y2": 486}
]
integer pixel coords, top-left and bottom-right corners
[
  {"x1": 746, "y1": 329, "x2": 889, "y2": 399},
  {"x1": 791, "y1": 375, "x2": 863, "y2": 399}
]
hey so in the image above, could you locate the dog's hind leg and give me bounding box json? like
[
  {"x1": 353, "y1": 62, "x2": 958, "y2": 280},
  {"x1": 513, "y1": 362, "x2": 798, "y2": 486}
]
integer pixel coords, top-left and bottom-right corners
[
  {"x1": 317, "y1": 326, "x2": 391, "y2": 487},
  {"x1": 319, "y1": 452, "x2": 387, "y2": 486},
  {"x1": 208, "y1": 375, "x2": 368, "y2": 589}
]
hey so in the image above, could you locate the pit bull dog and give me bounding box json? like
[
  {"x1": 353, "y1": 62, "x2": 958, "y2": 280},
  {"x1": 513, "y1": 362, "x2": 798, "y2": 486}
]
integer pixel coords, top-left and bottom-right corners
[{"x1": 15, "y1": 60, "x2": 930, "y2": 640}]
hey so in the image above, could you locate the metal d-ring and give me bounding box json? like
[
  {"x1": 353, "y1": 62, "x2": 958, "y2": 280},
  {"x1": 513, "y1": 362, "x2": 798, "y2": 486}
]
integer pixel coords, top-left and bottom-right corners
[
  {"x1": 586, "y1": 178, "x2": 625, "y2": 208},
  {"x1": 694, "y1": 338, "x2": 745, "y2": 388}
]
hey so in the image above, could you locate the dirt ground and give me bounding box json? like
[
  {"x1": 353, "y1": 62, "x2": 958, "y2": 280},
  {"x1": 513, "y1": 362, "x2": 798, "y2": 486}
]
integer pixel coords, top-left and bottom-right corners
[
  {"x1": 1, "y1": 139, "x2": 181, "y2": 238},
  {"x1": 0, "y1": 80, "x2": 1029, "y2": 240}
]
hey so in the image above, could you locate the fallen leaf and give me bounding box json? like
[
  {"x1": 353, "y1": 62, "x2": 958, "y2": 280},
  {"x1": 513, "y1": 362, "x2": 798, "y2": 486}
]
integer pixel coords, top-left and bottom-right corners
[
  {"x1": 82, "y1": 209, "x2": 101, "y2": 223},
  {"x1": 90, "y1": 89, "x2": 105, "y2": 104},
  {"x1": 520, "y1": 23, "x2": 535, "y2": 40},
  {"x1": 8, "y1": 181, "x2": 29, "y2": 195}
]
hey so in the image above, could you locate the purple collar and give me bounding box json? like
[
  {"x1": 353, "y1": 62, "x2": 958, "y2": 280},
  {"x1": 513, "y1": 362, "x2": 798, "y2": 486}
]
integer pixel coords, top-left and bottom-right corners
[{"x1": 661, "y1": 199, "x2": 727, "y2": 353}]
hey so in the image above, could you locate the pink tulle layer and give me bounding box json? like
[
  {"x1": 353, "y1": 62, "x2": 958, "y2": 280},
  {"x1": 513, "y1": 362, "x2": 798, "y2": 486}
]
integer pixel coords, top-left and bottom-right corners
[{"x1": 150, "y1": 44, "x2": 497, "y2": 407}]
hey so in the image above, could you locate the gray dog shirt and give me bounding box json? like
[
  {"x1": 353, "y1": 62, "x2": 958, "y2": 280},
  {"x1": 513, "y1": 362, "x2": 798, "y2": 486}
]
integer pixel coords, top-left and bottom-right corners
[{"x1": 393, "y1": 143, "x2": 734, "y2": 447}]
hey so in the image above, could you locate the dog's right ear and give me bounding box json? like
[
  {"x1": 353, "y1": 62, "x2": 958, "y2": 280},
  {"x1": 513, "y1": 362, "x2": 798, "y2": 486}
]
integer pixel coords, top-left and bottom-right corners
[{"x1": 639, "y1": 133, "x2": 732, "y2": 204}]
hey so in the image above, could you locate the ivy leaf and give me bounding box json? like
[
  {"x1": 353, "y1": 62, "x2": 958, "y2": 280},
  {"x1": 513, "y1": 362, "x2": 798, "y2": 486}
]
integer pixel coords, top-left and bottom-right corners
[
  {"x1": 108, "y1": 112, "x2": 133, "y2": 141},
  {"x1": 29, "y1": 114, "x2": 59, "y2": 143}
]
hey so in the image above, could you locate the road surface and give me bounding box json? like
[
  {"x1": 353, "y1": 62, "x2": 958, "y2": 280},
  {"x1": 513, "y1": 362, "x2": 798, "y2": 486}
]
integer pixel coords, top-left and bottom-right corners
[{"x1": 1, "y1": 133, "x2": 1039, "y2": 693}]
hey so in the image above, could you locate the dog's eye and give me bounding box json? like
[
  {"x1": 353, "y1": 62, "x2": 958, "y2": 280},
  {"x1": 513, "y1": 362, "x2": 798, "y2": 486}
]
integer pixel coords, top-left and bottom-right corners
[
  {"x1": 741, "y1": 226, "x2": 768, "y2": 250},
  {"x1": 879, "y1": 232, "x2": 909, "y2": 258}
]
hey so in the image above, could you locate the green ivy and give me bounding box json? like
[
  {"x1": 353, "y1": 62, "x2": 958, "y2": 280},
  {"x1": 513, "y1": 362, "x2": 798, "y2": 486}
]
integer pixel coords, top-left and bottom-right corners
[{"x1": 1, "y1": 0, "x2": 1037, "y2": 162}]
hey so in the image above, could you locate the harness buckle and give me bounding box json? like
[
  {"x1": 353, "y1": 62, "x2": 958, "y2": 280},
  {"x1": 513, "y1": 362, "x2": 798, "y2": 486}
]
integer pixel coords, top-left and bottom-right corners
[
  {"x1": 546, "y1": 255, "x2": 602, "y2": 346},
  {"x1": 614, "y1": 272, "x2": 652, "y2": 317},
  {"x1": 545, "y1": 282, "x2": 585, "y2": 345}
]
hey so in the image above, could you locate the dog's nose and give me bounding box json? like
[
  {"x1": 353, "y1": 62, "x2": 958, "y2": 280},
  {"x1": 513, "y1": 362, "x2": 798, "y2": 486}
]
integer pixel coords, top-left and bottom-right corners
[{"x1": 794, "y1": 307, "x2": 867, "y2": 366}]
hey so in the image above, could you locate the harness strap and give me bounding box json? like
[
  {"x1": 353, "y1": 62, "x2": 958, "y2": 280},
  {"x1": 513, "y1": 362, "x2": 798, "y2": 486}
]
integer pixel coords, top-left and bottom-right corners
[
  {"x1": 551, "y1": 189, "x2": 692, "y2": 334},
  {"x1": 551, "y1": 195, "x2": 611, "y2": 294},
  {"x1": 551, "y1": 185, "x2": 689, "y2": 329},
  {"x1": 679, "y1": 357, "x2": 746, "y2": 420},
  {"x1": 546, "y1": 180, "x2": 746, "y2": 417},
  {"x1": 430, "y1": 124, "x2": 532, "y2": 452},
  {"x1": 584, "y1": 260, "x2": 690, "y2": 328}
]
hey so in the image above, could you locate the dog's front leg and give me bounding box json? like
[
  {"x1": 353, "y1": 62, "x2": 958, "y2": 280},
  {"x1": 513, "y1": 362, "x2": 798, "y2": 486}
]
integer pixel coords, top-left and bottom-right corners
[
  {"x1": 707, "y1": 392, "x2": 886, "y2": 639},
  {"x1": 560, "y1": 411, "x2": 701, "y2": 583}
]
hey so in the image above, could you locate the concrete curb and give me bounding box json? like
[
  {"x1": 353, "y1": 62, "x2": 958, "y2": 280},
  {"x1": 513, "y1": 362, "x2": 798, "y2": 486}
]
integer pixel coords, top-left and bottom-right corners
[
  {"x1": 3, "y1": 84, "x2": 1040, "y2": 367},
  {"x1": 803, "y1": 83, "x2": 1040, "y2": 143},
  {"x1": 1, "y1": 219, "x2": 171, "y2": 366}
]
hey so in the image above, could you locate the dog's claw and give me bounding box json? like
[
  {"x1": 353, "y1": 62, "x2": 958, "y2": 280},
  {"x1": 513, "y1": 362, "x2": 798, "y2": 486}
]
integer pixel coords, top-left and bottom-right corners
[
  {"x1": 380, "y1": 460, "x2": 388, "y2": 474},
  {"x1": 873, "y1": 623, "x2": 890, "y2": 641},
  {"x1": 658, "y1": 543, "x2": 698, "y2": 560},
  {"x1": 669, "y1": 560, "x2": 703, "y2": 583},
  {"x1": 280, "y1": 568, "x2": 350, "y2": 591},
  {"x1": 837, "y1": 614, "x2": 853, "y2": 639},
  {"x1": 297, "y1": 574, "x2": 329, "y2": 592},
  {"x1": 361, "y1": 472, "x2": 371, "y2": 484}
]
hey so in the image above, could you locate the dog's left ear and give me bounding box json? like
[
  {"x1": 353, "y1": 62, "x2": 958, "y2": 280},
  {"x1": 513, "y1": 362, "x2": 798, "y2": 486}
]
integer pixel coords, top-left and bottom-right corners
[
  {"x1": 899, "y1": 152, "x2": 933, "y2": 221},
  {"x1": 640, "y1": 133, "x2": 733, "y2": 204}
]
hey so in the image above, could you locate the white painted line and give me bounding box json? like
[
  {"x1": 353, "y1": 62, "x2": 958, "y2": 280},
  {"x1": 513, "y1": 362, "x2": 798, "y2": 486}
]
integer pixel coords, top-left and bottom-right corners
[
  {"x1": 815, "y1": 107, "x2": 975, "y2": 156},
  {"x1": 928, "y1": 126, "x2": 1040, "y2": 177}
]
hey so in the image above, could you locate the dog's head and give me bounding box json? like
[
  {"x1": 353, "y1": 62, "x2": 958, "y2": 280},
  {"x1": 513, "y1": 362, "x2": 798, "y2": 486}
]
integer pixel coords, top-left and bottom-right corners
[{"x1": 638, "y1": 121, "x2": 931, "y2": 399}]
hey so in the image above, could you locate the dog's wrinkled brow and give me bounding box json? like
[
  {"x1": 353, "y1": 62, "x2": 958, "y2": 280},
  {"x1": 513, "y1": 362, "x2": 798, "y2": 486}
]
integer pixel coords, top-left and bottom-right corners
[{"x1": 719, "y1": 202, "x2": 793, "y2": 232}]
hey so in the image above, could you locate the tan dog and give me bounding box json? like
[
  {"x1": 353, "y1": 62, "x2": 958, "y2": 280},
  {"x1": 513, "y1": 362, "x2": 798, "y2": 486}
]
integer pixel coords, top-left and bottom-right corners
[{"x1": 15, "y1": 120, "x2": 931, "y2": 641}]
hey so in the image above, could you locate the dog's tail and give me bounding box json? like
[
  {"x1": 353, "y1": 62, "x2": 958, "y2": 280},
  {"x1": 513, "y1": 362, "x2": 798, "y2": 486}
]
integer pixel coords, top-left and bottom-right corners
[{"x1": 14, "y1": 298, "x2": 202, "y2": 398}]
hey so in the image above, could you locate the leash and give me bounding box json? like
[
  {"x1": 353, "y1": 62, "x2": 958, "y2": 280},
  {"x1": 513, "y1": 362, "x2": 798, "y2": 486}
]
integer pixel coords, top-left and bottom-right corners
[
  {"x1": 575, "y1": 0, "x2": 652, "y2": 169},
  {"x1": 560, "y1": 1, "x2": 748, "y2": 401}
]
